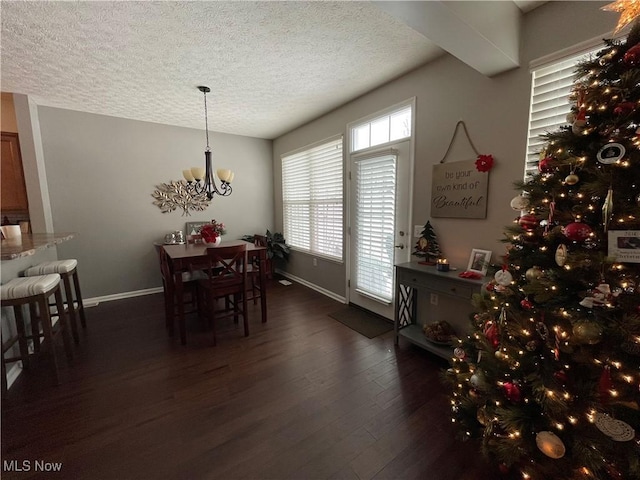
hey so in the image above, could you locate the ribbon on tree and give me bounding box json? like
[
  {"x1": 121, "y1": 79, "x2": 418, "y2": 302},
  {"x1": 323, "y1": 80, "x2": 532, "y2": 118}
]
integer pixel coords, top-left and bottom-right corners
[{"x1": 545, "y1": 200, "x2": 556, "y2": 235}]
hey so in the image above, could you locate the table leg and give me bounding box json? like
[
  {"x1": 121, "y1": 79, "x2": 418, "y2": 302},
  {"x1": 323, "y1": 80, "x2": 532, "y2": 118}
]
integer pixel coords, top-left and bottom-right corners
[
  {"x1": 174, "y1": 271, "x2": 186, "y2": 345},
  {"x1": 259, "y1": 252, "x2": 267, "y2": 323}
]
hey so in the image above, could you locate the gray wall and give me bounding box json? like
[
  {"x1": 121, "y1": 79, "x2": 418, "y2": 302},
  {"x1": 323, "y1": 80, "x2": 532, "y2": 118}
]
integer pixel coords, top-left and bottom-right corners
[
  {"x1": 37, "y1": 108, "x2": 273, "y2": 299},
  {"x1": 273, "y1": 1, "x2": 616, "y2": 299}
]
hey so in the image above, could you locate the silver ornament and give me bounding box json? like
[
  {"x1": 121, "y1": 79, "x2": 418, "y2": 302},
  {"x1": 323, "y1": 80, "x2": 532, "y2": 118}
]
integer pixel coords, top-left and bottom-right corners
[{"x1": 603, "y1": 187, "x2": 613, "y2": 232}]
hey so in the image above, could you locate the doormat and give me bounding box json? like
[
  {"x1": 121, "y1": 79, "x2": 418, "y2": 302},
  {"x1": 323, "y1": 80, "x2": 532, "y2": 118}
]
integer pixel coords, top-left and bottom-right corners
[{"x1": 328, "y1": 306, "x2": 393, "y2": 339}]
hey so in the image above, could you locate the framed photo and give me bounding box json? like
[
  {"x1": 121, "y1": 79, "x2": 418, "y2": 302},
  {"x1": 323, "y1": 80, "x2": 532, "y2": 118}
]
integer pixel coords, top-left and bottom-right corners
[
  {"x1": 608, "y1": 230, "x2": 640, "y2": 263},
  {"x1": 185, "y1": 221, "x2": 209, "y2": 236},
  {"x1": 467, "y1": 248, "x2": 492, "y2": 275}
]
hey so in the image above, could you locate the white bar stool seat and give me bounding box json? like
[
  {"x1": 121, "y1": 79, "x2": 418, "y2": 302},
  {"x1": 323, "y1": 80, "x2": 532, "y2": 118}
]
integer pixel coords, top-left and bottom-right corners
[
  {"x1": 1, "y1": 274, "x2": 73, "y2": 397},
  {"x1": 24, "y1": 259, "x2": 87, "y2": 343}
]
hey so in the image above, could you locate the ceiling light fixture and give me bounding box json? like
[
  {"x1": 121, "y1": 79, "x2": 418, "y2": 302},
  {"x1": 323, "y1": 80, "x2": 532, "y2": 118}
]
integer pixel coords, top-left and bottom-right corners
[{"x1": 182, "y1": 86, "x2": 233, "y2": 200}]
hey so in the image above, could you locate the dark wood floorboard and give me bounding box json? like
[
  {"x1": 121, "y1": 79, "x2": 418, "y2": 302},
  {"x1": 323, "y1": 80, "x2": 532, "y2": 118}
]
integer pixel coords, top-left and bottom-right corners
[{"x1": 1, "y1": 280, "x2": 498, "y2": 480}]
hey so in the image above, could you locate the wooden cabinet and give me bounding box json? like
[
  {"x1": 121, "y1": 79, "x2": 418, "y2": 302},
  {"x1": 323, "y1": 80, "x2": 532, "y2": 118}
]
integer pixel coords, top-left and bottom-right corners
[
  {"x1": 394, "y1": 262, "x2": 484, "y2": 359},
  {"x1": 1, "y1": 132, "x2": 29, "y2": 213}
]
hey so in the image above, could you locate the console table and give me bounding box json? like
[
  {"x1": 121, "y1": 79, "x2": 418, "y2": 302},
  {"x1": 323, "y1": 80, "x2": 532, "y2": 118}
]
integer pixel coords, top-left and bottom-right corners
[{"x1": 394, "y1": 262, "x2": 485, "y2": 359}]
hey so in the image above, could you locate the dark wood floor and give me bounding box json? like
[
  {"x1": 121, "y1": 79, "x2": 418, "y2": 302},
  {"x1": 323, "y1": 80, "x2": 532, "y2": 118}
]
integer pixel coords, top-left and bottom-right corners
[{"x1": 2, "y1": 280, "x2": 498, "y2": 480}]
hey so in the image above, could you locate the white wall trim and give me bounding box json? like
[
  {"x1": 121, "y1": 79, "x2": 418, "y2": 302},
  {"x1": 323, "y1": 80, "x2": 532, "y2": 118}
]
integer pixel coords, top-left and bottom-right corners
[
  {"x1": 85, "y1": 286, "x2": 163, "y2": 307},
  {"x1": 84, "y1": 275, "x2": 346, "y2": 309},
  {"x1": 275, "y1": 269, "x2": 347, "y2": 304}
]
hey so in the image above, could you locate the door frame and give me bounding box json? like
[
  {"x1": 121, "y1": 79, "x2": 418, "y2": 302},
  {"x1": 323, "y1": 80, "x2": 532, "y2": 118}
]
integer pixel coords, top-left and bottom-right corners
[{"x1": 345, "y1": 98, "x2": 416, "y2": 317}]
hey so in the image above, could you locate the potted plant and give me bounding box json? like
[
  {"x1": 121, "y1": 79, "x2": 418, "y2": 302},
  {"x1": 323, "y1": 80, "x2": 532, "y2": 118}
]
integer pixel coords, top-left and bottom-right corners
[
  {"x1": 264, "y1": 230, "x2": 290, "y2": 261},
  {"x1": 242, "y1": 230, "x2": 290, "y2": 277}
]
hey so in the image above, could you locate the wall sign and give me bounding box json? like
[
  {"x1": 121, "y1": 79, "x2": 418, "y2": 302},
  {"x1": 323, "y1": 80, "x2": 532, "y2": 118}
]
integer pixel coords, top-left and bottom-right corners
[{"x1": 431, "y1": 159, "x2": 489, "y2": 218}]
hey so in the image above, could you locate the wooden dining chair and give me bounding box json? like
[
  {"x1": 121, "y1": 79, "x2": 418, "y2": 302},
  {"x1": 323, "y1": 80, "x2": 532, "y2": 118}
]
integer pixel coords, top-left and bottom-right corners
[
  {"x1": 197, "y1": 244, "x2": 248, "y2": 345},
  {"x1": 154, "y1": 244, "x2": 200, "y2": 337},
  {"x1": 247, "y1": 234, "x2": 267, "y2": 305}
]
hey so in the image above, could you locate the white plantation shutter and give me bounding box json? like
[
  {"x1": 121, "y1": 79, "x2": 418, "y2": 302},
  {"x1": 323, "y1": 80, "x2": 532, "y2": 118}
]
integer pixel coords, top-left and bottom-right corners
[
  {"x1": 282, "y1": 137, "x2": 343, "y2": 261},
  {"x1": 353, "y1": 154, "x2": 396, "y2": 303},
  {"x1": 525, "y1": 48, "x2": 599, "y2": 179}
]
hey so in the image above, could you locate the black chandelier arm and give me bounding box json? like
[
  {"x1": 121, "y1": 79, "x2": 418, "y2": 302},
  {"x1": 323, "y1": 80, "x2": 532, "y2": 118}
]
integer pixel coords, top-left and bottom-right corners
[{"x1": 183, "y1": 179, "x2": 231, "y2": 199}]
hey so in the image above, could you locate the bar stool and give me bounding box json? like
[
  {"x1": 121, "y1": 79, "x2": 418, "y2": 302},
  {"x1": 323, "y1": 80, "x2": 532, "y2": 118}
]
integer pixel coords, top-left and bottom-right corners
[
  {"x1": 24, "y1": 260, "x2": 87, "y2": 343},
  {"x1": 1, "y1": 274, "x2": 74, "y2": 397}
]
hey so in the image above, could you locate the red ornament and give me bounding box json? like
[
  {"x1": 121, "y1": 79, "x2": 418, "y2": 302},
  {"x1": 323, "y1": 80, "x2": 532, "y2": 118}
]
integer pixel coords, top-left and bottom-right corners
[
  {"x1": 538, "y1": 156, "x2": 554, "y2": 173},
  {"x1": 484, "y1": 322, "x2": 500, "y2": 349},
  {"x1": 614, "y1": 101, "x2": 635, "y2": 116},
  {"x1": 475, "y1": 154, "x2": 494, "y2": 172},
  {"x1": 554, "y1": 370, "x2": 568, "y2": 384},
  {"x1": 520, "y1": 298, "x2": 533, "y2": 310},
  {"x1": 599, "y1": 365, "x2": 612, "y2": 405},
  {"x1": 624, "y1": 44, "x2": 640, "y2": 66},
  {"x1": 563, "y1": 222, "x2": 593, "y2": 242},
  {"x1": 518, "y1": 214, "x2": 538, "y2": 231},
  {"x1": 502, "y1": 382, "x2": 522, "y2": 402}
]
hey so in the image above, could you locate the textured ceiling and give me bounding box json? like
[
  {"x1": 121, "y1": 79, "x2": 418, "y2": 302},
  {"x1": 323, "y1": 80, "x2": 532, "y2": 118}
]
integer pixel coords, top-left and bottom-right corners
[{"x1": 1, "y1": 1, "x2": 542, "y2": 140}]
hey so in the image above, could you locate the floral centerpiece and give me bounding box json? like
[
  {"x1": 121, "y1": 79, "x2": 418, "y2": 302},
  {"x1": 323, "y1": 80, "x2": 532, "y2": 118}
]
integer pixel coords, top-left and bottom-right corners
[{"x1": 199, "y1": 219, "x2": 226, "y2": 245}]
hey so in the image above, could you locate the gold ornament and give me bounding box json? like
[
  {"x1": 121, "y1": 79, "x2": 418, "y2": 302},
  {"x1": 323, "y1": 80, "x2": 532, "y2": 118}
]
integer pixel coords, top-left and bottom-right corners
[
  {"x1": 565, "y1": 173, "x2": 579, "y2": 185},
  {"x1": 526, "y1": 266, "x2": 543, "y2": 281},
  {"x1": 602, "y1": 0, "x2": 640, "y2": 33},
  {"x1": 536, "y1": 431, "x2": 566, "y2": 458},
  {"x1": 572, "y1": 322, "x2": 603, "y2": 344}
]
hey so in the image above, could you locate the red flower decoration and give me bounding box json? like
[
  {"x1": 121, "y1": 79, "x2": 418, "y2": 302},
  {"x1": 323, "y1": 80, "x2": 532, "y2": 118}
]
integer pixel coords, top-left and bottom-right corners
[
  {"x1": 475, "y1": 154, "x2": 494, "y2": 172},
  {"x1": 199, "y1": 219, "x2": 226, "y2": 243}
]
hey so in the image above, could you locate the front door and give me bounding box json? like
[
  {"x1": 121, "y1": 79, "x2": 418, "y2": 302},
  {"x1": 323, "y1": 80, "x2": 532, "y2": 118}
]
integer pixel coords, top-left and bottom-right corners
[{"x1": 348, "y1": 140, "x2": 412, "y2": 319}]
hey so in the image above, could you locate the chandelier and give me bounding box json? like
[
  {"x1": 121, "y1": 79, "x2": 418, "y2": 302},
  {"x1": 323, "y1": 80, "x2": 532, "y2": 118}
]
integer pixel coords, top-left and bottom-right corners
[{"x1": 182, "y1": 86, "x2": 233, "y2": 200}]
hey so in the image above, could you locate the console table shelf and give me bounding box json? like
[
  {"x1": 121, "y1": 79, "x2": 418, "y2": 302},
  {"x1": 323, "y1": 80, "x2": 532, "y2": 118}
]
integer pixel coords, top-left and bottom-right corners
[{"x1": 394, "y1": 262, "x2": 485, "y2": 360}]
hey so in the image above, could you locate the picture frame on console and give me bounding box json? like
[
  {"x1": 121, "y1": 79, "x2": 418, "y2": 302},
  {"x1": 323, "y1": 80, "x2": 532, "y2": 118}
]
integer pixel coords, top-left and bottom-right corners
[{"x1": 467, "y1": 248, "x2": 491, "y2": 276}]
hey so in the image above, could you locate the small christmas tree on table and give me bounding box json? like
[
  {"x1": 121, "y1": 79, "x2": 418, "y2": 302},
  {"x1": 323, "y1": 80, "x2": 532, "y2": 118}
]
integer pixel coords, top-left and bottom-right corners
[
  {"x1": 412, "y1": 221, "x2": 442, "y2": 264},
  {"x1": 446, "y1": 22, "x2": 640, "y2": 480}
]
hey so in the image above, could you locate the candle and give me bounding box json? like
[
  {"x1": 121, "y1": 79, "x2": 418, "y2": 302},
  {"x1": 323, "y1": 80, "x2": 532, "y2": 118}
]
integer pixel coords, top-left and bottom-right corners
[{"x1": 437, "y1": 258, "x2": 449, "y2": 272}]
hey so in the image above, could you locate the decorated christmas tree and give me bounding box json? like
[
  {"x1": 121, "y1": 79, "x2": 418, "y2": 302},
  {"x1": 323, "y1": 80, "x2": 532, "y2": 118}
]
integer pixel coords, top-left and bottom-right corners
[
  {"x1": 446, "y1": 22, "x2": 640, "y2": 480},
  {"x1": 412, "y1": 221, "x2": 442, "y2": 263}
]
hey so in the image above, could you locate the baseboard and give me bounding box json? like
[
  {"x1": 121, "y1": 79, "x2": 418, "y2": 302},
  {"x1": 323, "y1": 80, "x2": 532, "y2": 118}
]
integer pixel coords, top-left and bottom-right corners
[
  {"x1": 275, "y1": 269, "x2": 346, "y2": 304},
  {"x1": 84, "y1": 287, "x2": 163, "y2": 307},
  {"x1": 82, "y1": 274, "x2": 346, "y2": 309}
]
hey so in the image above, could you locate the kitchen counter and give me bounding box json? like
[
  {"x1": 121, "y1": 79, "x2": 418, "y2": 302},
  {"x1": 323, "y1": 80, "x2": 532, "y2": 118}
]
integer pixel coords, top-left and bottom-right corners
[{"x1": 1, "y1": 232, "x2": 75, "y2": 261}]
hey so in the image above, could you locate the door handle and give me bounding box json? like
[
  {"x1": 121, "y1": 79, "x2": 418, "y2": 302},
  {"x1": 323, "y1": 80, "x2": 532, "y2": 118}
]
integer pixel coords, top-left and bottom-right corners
[{"x1": 395, "y1": 244, "x2": 404, "y2": 249}]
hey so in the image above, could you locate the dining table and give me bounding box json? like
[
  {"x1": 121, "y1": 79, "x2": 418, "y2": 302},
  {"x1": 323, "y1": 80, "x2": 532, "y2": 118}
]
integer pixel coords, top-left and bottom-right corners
[{"x1": 162, "y1": 239, "x2": 268, "y2": 345}]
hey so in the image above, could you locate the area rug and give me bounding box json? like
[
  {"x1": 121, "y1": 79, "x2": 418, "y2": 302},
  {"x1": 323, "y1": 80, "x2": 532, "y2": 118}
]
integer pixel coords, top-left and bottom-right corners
[{"x1": 328, "y1": 306, "x2": 393, "y2": 339}]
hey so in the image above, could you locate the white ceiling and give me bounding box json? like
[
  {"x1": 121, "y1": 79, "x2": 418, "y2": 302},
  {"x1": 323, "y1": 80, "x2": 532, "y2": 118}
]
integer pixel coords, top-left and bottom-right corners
[{"x1": 1, "y1": 1, "x2": 545, "y2": 140}]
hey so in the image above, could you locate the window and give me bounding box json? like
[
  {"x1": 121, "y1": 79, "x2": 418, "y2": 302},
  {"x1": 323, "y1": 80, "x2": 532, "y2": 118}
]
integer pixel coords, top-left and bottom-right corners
[
  {"x1": 351, "y1": 105, "x2": 411, "y2": 152},
  {"x1": 282, "y1": 137, "x2": 343, "y2": 261},
  {"x1": 524, "y1": 47, "x2": 600, "y2": 179}
]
